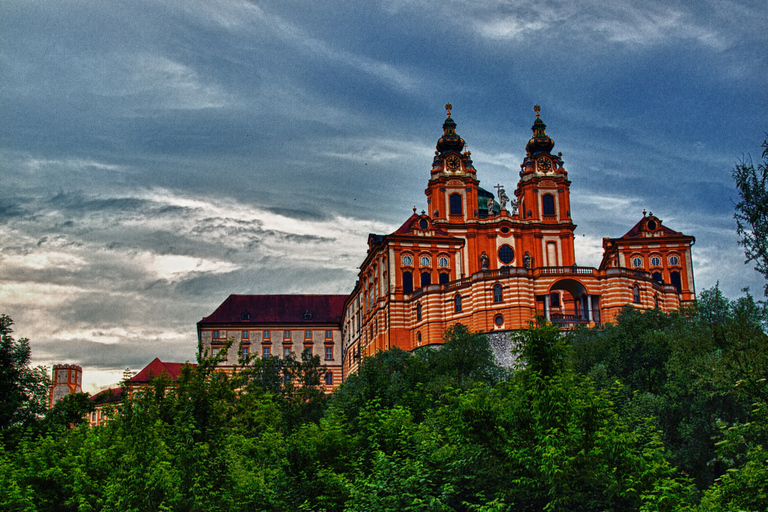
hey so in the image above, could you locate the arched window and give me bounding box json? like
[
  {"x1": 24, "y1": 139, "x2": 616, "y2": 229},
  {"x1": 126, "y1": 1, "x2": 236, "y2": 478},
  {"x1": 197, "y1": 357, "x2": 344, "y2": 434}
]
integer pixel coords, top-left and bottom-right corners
[
  {"x1": 632, "y1": 257, "x2": 643, "y2": 268},
  {"x1": 493, "y1": 284, "x2": 503, "y2": 303},
  {"x1": 402, "y1": 271, "x2": 413, "y2": 294},
  {"x1": 402, "y1": 254, "x2": 413, "y2": 266},
  {"x1": 421, "y1": 271, "x2": 431, "y2": 287},
  {"x1": 454, "y1": 294, "x2": 462, "y2": 313},
  {"x1": 439, "y1": 272, "x2": 449, "y2": 284},
  {"x1": 650, "y1": 256, "x2": 661, "y2": 267},
  {"x1": 416, "y1": 303, "x2": 422, "y2": 321},
  {"x1": 669, "y1": 255, "x2": 680, "y2": 266},
  {"x1": 438, "y1": 256, "x2": 449, "y2": 267},
  {"x1": 670, "y1": 271, "x2": 682, "y2": 293},
  {"x1": 420, "y1": 255, "x2": 431, "y2": 267},
  {"x1": 450, "y1": 193, "x2": 463, "y2": 215},
  {"x1": 325, "y1": 372, "x2": 333, "y2": 386},
  {"x1": 542, "y1": 194, "x2": 555, "y2": 215},
  {"x1": 633, "y1": 284, "x2": 640, "y2": 303},
  {"x1": 652, "y1": 272, "x2": 662, "y2": 282}
]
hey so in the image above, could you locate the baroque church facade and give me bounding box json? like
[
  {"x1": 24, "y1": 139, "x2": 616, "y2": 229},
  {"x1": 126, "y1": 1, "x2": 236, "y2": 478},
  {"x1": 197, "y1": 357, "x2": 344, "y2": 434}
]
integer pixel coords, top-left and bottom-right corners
[{"x1": 198, "y1": 106, "x2": 695, "y2": 382}]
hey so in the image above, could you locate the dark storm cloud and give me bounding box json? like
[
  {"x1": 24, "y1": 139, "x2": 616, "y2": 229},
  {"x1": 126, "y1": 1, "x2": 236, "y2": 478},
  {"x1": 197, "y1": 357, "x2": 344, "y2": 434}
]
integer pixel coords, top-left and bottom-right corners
[{"x1": 1, "y1": 0, "x2": 766, "y2": 390}]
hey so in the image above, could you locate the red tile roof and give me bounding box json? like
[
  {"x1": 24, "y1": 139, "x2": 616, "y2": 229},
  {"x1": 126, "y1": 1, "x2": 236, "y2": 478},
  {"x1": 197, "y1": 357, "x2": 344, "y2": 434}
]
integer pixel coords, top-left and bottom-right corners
[
  {"x1": 393, "y1": 214, "x2": 451, "y2": 236},
  {"x1": 128, "y1": 358, "x2": 194, "y2": 384},
  {"x1": 199, "y1": 294, "x2": 348, "y2": 325},
  {"x1": 620, "y1": 217, "x2": 682, "y2": 238},
  {"x1": 90, "y1": 387, "x2": 123, "y2": 404}
]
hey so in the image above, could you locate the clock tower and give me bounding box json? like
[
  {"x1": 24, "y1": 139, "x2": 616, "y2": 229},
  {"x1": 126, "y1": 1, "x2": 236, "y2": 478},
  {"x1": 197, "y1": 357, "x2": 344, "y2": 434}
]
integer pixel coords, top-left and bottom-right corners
[{"x1": 425, "y1": 104, "x2": 480, "y2": 224}]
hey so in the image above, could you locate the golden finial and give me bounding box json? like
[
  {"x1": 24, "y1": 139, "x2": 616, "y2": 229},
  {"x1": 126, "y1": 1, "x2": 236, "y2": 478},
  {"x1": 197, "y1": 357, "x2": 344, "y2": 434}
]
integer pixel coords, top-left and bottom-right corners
[
  {"x1": 445, "y1": 103, "x2": 452, "y2": 117},
  {"x1": 534, "y1": 105, "x2": 541, "y2": 119}
]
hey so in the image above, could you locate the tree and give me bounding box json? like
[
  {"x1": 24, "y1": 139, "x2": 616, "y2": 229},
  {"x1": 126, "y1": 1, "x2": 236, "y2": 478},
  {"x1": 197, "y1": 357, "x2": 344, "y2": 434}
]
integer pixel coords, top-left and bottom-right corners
[
  {"x1": 0, "y1": 315, "x2": 50, "y2": 431},
  {"x1": 733, "y1": 138, "x2": 768, "y2": 295}
]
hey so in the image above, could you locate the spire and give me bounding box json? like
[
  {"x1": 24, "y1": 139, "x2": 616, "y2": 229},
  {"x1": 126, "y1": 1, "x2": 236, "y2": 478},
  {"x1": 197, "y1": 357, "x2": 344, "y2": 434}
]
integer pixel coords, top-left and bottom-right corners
[
  {"x1": 436, "y1": 103, "x2": 466, "y2": 154},
  {"x1": 525, "y1": 104, "x2": 555, "y2": 156}
]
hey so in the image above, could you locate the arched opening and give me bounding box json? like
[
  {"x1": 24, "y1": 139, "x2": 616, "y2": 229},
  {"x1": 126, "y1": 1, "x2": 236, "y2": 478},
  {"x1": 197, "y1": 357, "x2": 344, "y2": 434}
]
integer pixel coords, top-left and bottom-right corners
[
  {"x1": 450, "y1": 193, "x2": 463, "y2": 215},
  {"x1": 652, "y1": 272, "x2": 663, "y2": 282},
  {"x1": 416, "y1": 303, "x2": 422, "y2": 321},
  {"x1": 421, "y1": 271, "x2": 431, "y2": 287},
  {"x1": 540, "y1": 278, "x2": 598, "y2": 326},
  {"x1": 633, "y1": 284, "x2": 641, "y2": 303},
  {"x1": 454, "y1": 294, "x2": 462, "y2": 313},
  {"x1": 439, "y1": 272, "x2": 449, "y2": 284},
  {"x1": 670, "y1": 271, "x2": 682, "y2": 293}
]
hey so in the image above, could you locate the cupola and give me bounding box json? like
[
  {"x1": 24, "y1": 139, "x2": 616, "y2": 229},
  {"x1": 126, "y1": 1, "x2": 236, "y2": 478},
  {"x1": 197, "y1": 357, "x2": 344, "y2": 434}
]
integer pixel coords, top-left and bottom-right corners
[
  {"x1": 525, "y1": 105, "x2": 555, "y2": 156},
  {"x1": 436, "y1": 103, "x2": 466, "y2": 155}
]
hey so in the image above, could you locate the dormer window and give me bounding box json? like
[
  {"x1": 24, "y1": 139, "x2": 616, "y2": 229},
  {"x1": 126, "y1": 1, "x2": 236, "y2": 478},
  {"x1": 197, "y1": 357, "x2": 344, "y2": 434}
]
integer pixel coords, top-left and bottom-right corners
[
  {"x1": 419, "y1": 218, "x2": 429, "y2": 230},
  {"x1": 240, "y1": 311, "x2": 251, "y2": 321},
  {"x1": 303, "y1": 310, "x2": 313, "y2": 320}
]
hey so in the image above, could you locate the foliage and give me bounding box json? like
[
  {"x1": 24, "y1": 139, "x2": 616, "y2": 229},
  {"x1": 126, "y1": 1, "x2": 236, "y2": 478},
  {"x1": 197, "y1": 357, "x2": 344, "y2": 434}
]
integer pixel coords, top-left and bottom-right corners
[
  {"x1": 0, "y1": 315, "x2": 50, "y2": 433},
  {"x1": 733, "y1": 137, "x2": 768, "y2": 295}
]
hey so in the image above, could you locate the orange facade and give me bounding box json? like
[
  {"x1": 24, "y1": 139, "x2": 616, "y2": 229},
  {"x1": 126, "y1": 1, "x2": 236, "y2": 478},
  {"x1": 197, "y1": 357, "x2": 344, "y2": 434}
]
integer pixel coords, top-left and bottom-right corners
[{"x1": 341, "y1": 106, "x2": 695, "y2": 377}]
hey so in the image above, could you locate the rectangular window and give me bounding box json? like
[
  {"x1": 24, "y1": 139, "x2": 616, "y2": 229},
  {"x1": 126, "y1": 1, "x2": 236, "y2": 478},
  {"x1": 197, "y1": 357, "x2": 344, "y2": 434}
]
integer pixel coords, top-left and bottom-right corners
[
  {"x1": 263, "y1": 347, "x2": 270, "y2": 358},
  {"x1": 325, "y1": 329, "x2": 332, "y2": 339},
  {"x1": 212, "y1": 348, "x2": 220, "y2": 356},
  {"x1": 242, "y1": 330, "x2": 249, "y2": 339},
  {"x1": 304, "y1": 347, "x2": 312, "y2": 357},
  {"x1": 325, "y1": 347, "x2": 333, "y2": 360},
  {"x1": 284, "y1": 347, "x2": 291, "y2": 358},
  {"x1": 212, "y1": 330, "x2": 219, "y2": 339},
  {"x1": 263, "y1": 330, "x2": 270, "y2": 339},
  {"x1": 242, "y1": 347, "x2": 249, "y2": 359},
  {"x1": 284, "y1": 330, "x2": 291, "y2": 339},
  {"x1": 304, "y1": 329, "x2": 312, "y2": 338}
]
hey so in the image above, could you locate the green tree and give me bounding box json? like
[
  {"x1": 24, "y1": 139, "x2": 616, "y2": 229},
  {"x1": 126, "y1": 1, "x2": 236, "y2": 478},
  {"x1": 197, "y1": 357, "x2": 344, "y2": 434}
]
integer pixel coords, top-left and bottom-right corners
[
  {"x1": 0, "y1": 315, "x2": 50, "y2": 431},
  {"x1": 733, "y1": 137, "x2": 768, "y2": 295}
]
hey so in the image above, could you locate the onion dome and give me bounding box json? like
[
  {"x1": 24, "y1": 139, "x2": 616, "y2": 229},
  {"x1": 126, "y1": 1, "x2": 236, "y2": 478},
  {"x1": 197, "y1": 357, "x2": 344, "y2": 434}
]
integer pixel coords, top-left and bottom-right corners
[
  {"x1": 525, "y1": 105, "x2": 555, "y2": 156},
  {"x1": 436, "y1": 103, "x2": 466, "y2": 154}
]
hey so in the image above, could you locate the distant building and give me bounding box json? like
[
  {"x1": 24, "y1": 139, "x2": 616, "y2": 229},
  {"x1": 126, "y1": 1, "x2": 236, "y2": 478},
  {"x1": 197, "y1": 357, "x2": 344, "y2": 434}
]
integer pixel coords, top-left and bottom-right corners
[
  {"x1": 197, "y1": 295, "x2": 346, "y2": 389},
  {"x1": 201, "y1": 105, "x2": 696, "y2": 381},
  {"x1": 50, "y1": 364, "x2": 82, "y2": 407}
]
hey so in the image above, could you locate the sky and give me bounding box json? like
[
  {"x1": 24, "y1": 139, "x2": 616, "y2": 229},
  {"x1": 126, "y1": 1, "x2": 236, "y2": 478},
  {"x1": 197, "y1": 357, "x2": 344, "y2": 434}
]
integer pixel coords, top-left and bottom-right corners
[{"x1": 1, "y1": 0, "x2": 766, "y2": 393}]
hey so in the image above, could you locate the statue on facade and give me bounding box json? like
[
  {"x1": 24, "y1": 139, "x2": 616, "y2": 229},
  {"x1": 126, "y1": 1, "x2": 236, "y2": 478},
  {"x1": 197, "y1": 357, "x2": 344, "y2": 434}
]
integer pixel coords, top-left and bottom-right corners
[
  {"x1": 498, "y1": 187, "x2": 509, "y2": 210},
  {"x1": 486, "y1": 197, "x2": 494, "y2": 214},
  {"x1": 523, "y1": 251, "x2": 532, "y2": 269},
  {"x1": 480, "y1": 251, "x2": 490, "y2": 270}
]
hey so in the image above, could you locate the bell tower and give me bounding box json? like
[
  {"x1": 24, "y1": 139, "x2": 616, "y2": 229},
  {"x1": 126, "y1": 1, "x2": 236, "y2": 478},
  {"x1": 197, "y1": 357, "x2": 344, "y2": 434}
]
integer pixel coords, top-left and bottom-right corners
[
  {"x1": 514, "y1": 106, "x2": 576, "y2": 267},
  {"x1": 426, "y1": 104, "x2": 480, "y2": 225}
]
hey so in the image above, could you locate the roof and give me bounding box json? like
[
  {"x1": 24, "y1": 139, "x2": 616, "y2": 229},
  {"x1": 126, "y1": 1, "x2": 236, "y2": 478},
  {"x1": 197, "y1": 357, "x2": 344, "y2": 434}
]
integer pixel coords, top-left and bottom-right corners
[
  {"x1": 620, "y1": 216, "x2": 682, "y2": 239},
  {"x1": 393, "y1": 214, "x2": 451, "y2": 236},
  {"x1": 199, "y1": 294, "x2": 348, "y2": 325},
  {"x1": 90, "y1": 387, "x2": 123, "y2": 404},
  {"x1": 128, "y1": 358, "x2": 193, "y2": 384}
]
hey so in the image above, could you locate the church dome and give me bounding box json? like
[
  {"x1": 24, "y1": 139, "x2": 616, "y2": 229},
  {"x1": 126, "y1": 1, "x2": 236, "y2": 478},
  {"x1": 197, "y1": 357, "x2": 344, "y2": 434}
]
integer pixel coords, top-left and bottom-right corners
[
  {"x1": 525, "y1": 105, "x2": 555, "y2": 156},
  {"x1": 436, "y1": 104, "x2": 466, "y2": 154}
]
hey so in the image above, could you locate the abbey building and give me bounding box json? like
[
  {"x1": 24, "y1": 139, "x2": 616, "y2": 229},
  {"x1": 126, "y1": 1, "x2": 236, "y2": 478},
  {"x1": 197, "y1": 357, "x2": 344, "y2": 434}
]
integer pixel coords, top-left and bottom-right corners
[{"x1": 198, "y1": 105, "x2": 695, "y2": 382}]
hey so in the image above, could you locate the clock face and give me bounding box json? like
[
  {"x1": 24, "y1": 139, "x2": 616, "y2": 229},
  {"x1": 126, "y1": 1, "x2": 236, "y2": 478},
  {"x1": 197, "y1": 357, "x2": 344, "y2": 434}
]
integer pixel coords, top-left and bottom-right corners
[
  {"x1": 446, "y1": 156, "x2": 461, "y2": 171},
  {"x1": 537, "y1": 157, "x2": 551, "y2": 171}
]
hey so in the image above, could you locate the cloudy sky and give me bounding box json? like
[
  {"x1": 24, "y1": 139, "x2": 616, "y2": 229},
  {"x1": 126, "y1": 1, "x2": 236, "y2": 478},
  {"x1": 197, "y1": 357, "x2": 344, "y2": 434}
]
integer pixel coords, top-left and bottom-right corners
[{"x1": 1, "y1": 0, "x2": 766, "y2": 392}]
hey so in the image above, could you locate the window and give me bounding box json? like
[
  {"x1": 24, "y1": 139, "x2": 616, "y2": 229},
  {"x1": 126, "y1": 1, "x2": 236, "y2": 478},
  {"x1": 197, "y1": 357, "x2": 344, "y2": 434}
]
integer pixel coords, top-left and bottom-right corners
[
  {"x1": 212, "y1": 348, "x2": 220, "y2": 356},
  {"x1": 652, "y1": 272, "x2": 663, "y2": 282},
  {"x1": 550, "y1": 292, "x2": 560, "y2": 307},
  {"x1": 542, "y1": 194, "x2": 555, "y2": 215},
  {"x1": 420, "y1": 255, "x2": 431, "y2": 266},
  {"x1": 438, "y1": 256, "x2": 449, "y2": 267},
  {"x1": 439, "y1": 272, "x2": 449, "y2": 284},
  {"x1": 303, "y1": 310, "x2": 313, "y2": 320},
  {"x1": 402, "y1": 271, "x2": 413, "y2": 294},
  {"x1": 493, "y1": 284, "x2": 503, "y2": 303},
  {"x1": 325, "y1": 372, "x2": 333, "y2": 386},
  {"x1": 421, "y1": 271, "x2": 431, "y2": 287},
  {"x1": 651, "y1": 256, "x2": 661, "y2": 267},
  {"x1": 454, "y1": 294, "x2": 462, "y2": 313},
  {"x1": 419, "y1": 218, "x2": 429, "y2": 230},
  {"x1": 325, "y1": 330, "x2": 332, "y2": 339},
  {"x1": 402, "y1": 254, "x2": 413, "y2": 266},
  {"x1": 284, "y1": 347, "x2": 291, "y2": 358},
  {"x1": 241, "y1": 347, "x2": 249, "y2": 359},
  {"x1": 494, "y1": 315, "x2": 504, "y2": 327},
  {"x1": 669, "y1": 255, "x2": 680, "y2": 266},
  {"x1": 417, "y1": 331, "x2": 422, "y2": 343},
  {"x1": 284, "y1": 330, "x2": 291, "y2": 339},
  {"x1": 304, "y1": 330, "x2": 311, "y2": 339},
  {"x1": 325, "y1": 347, "x2": 333, "y2": 360},
  {"x1": 450, "y1": 193, "x2": 463, "y2": 215},
  {"x1": 263, "y1": 347, "x2": 270, "y2": 358},
  {"x1": 303, "y1": 347, "x2": 312, "y2": 357},
  {"x1": 671, "y1": 271, "x2": 682, "y2": 293},
  {"x1": 240, "y1": 311, "x2": 251, "y2": 320},
  {"x1": 416, "y1": 303, "x2": 422, "y2": 321},
  {"x1": 633, "y1": 284, "x2": 640, "y2": 303},
  {"x1": 263, "y1": 330, "x2": 270, "y2": 339},
  {"x1": 498, "y1": 244, "x2": 514, "y2": 264},
  {"x1": 242, "y1": 330, "x2": 249, "y2": 339},
  {"x1": 213, "y1": 330, "x2": 219, "y2": 339},
  {"x1": 632, "y1": 257, "x2": 643, "y2": 268}
]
